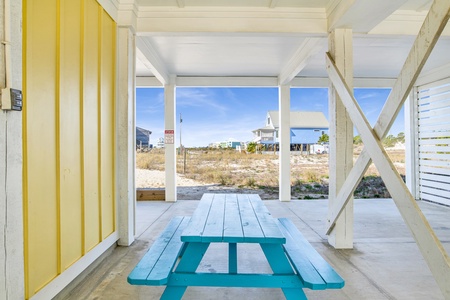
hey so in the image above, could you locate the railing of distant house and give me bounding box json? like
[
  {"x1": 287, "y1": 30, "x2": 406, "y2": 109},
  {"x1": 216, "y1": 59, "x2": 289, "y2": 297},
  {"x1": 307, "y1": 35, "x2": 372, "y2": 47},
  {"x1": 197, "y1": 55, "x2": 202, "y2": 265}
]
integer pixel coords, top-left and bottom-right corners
[{"x1": 416, "y1": 77, "x2": 450, "y2": 206}]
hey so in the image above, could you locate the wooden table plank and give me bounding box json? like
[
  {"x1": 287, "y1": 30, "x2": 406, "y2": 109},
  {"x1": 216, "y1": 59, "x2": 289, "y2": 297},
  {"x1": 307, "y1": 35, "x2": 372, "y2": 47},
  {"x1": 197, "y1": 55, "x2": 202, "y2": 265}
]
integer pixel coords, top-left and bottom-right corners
[
  {"x1": 202, "y1": 194, "x2": 226, "y2": 242},
  {"x1": 181, "y1": 194, "x2": 213, "y2": 242},
  {"x1": 237, "y1": 194, "x2": 265, "y2": 243},
  {"x1": 223, "y1": 194, "x2": 245, "y2": 243},
  {"x1": 248, "y1": 194, "x2": 286, "y2": 243}
]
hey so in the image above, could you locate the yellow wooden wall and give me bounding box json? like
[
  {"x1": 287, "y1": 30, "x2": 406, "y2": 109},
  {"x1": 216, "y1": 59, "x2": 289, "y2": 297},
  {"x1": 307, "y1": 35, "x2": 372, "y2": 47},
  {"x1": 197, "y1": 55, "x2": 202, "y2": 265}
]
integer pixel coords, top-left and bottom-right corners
[{"x1": 23, "y1": 0, "x2": 116, "y2": 298}]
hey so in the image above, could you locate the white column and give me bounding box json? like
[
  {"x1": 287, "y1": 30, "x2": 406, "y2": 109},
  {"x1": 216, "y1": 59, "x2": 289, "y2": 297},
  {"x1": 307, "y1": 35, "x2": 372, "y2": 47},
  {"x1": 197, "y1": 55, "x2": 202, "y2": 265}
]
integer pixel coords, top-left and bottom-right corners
[
  {"x1": 0, "y1": 0, "x2": 24, "y2": 298},
  {"x1": 327, "y1": 29, "x2": 354, "y2": 249},
  {"x1": 405, "y1": 90, "x2": 419, "y2": 199},
  {"x1": 165, "y1": 76, "x2": 177, "y2": 202},
  {"x1": 279, "y1": 85, "x2": 291, "y2": 201},
  {"x1": 116, "y1": 26, "x2": 136, "y2": 246}
]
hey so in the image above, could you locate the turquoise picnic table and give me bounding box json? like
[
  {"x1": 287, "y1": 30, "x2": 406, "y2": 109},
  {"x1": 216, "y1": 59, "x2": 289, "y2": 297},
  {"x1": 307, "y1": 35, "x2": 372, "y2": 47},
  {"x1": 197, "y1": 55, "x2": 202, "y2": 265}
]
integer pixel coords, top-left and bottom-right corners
[{"x1": 128, "y1": 193, "x2": 344, "y2": 299}]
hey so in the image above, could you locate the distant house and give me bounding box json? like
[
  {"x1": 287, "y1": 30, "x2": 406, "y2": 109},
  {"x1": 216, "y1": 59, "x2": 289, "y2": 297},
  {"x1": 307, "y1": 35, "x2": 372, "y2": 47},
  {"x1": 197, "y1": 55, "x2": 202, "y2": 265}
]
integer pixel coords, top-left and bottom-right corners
[
  {"x1": 209, "y1": 139, "x2": 242, "y2": 150},
  {"x1": 252, "y1": 111, "x2": 329, "y2": 151},
  {"x1": 136, "y1": 126, "x2": 152, "y2": 148},
  {"x1": 154, "y1": 137, "x2": 165, "y2": 148}
]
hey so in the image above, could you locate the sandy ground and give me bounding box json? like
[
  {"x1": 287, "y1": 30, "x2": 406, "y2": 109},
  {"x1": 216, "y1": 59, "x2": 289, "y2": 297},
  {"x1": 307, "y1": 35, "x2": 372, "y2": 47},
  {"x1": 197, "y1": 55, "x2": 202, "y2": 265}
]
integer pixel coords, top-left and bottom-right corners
[{"x1": 135, "y1": 169, "x2": 271, "y2": 200}]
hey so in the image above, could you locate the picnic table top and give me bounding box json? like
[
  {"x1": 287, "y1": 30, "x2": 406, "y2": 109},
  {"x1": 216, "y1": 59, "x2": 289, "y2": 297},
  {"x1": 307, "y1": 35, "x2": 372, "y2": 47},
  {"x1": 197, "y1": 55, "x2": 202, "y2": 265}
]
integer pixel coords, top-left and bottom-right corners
[{"x1": 181, "y1": 193, "x2": 286, "y2": 244}]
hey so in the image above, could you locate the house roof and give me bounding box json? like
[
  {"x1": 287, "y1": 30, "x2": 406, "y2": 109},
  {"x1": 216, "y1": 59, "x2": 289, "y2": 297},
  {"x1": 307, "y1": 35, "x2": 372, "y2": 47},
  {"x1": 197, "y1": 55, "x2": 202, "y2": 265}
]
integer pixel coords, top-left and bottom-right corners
[
  {"x1": 252, "y1": 126, "x2": 275, "y2": 133},
  {"x1": 268, "y1": 111, "x2": 329, "y2": 129},
  {"x1": 136, "y1": 127, "x2": 152, "y2": 136}
]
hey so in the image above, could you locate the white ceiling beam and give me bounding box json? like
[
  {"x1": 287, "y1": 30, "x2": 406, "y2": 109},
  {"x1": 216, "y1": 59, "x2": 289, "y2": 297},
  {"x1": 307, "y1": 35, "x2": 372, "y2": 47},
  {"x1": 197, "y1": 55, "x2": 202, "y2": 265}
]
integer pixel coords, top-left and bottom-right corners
[
  {"x1": 136, "y1": 76, "x2": 163, "y2": 87},
  {"x1": 135, "y1": 37, "x2": 170, "y2": 85},
  {"x1": 137, "y1": 8, "x2": 327, "y2": 34},
  {"x1": 327, "y1": 0, "x2": 408, "y2": 33},
  {"x1": 269, "y1": 0, "x2": 278, "y2": 8},
  {"x1": 134, "y1": 75, "x2": 396, "y2": 88},
  {"x1": 278, "y1": 38, "x2": 324, "y2": 85},
  {"x1": 176, "y1": 76, "x2": 279, "y2": 87}
]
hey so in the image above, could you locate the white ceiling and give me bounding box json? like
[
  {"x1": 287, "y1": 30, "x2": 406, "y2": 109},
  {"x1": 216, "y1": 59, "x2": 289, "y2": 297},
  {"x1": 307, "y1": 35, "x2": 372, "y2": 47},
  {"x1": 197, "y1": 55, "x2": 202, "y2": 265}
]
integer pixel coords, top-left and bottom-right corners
[{"x1": 130, "y1": 0, "x2": 450, "y2": 85}]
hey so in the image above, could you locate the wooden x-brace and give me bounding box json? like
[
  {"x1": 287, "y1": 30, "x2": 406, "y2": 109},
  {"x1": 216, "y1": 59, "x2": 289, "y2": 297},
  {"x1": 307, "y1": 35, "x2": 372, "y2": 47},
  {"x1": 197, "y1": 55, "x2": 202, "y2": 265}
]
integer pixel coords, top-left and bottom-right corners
[{"x1": 325, "y1": 0, "x2": 450, "y2": 296}]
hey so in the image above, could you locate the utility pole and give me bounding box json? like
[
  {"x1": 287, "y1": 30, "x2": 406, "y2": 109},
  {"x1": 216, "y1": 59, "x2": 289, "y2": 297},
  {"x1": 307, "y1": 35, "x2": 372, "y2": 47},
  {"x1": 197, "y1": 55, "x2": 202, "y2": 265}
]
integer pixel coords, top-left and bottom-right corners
[{"x1": 179, "y1": 113, "x2": 182, "y2": 153}]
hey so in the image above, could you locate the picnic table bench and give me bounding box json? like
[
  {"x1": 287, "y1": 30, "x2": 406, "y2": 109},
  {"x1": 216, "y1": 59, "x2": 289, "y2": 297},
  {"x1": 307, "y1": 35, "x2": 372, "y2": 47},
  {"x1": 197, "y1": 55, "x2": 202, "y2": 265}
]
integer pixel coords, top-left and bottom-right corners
[{"x1": 128, "y1": 193, "x2": 344, "y2": 299}]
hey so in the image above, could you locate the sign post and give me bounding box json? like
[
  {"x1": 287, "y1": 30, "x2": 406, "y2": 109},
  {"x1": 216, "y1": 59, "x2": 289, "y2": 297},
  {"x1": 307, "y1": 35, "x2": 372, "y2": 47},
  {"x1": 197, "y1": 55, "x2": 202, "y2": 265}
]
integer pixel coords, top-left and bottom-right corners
[{"x1": 164, "y1": 129, "x2": 174, "y2": 145}]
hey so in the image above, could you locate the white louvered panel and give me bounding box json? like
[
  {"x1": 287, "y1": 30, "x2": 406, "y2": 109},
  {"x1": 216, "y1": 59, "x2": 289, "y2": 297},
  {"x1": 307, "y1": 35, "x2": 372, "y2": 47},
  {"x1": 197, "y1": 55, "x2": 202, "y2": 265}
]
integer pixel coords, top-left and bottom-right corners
[
  {"x1": 417, "y1": 93, "x2": 450, "y2": 108},
  {"x1": 419, "y1": 192, "x2": 450, "y2": 206},
  {"x1": 419, "y1": 153, "x2": 450, "y2": 161},
  {"x1": 418, "y1": 115, "x2": 450, "y2": 125},
  {"x1": 419, "y1": 165, "x2": 450, "y2": 176},
  {"x1": 420, "y1": 178, "x2": 450, "y2": 191},
  {"x1": 418, "y1": 106, "x2": 450, "y2": 118},
  {"x1": 418, "y1": 131, "x2": 450, "y2": 139},
  {"x1": 418, "y1": 84, "x2": 450, "y2": 98},
  {"x1": 419, "y1": 138, "x2": 450, "y2": 146},
  {"x1": 420, "y1": 173, "x2": 450, "y2": 184},
  {"x1": 417, "y1": 77, "x2": 450, "y2": 205}
]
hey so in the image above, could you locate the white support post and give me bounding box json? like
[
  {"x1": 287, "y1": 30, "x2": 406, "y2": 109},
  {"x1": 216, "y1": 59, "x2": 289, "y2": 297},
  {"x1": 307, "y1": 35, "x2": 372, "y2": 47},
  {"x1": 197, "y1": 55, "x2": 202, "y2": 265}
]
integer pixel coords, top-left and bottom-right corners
[
  {"x1": 327, "y1": 29, "x2": 354, "y2": 249},
  {"x1": 326, "y1": 0, "x2": 450, "y2": 234},
  {"x1": 0, "y1": 0, "x2": 24, "y2": 299},
  {"x1": 405, "y1": 90, "x2": 419, "y2": 199},
  {"x1": 164, "y1": 76, "x2": 177, "y2": 202},
  {"x1": 116, "y1": 26, "x2": 136, "y2": 246},
  {"x1": 279, "y1": 85, "x2": 291, "y2": 202},
  {"x1": 327, "y1": 51, "x2": 450, "y2": 298}
]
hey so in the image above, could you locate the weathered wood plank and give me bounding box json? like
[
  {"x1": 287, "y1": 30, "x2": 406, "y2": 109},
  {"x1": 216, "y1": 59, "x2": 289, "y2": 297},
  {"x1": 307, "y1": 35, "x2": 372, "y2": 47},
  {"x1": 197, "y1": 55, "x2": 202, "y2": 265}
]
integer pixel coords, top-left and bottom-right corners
[
  {"x1": 248, "y1": 194, "x2": 285, "y2": 243},
  {"x1": 223, "y1": 194, "x2": 244, "y2": 243},
  {"x1": 128, "y1": 216, "x2": 188, "y2": 285},
  {"x1": 201, "y1": 194, "x2": 225, "y2": 242},
  {"x1": 136, "y1": 188, "x2": 165, "y2": 201},
  {"x1": 181, "y1": 194, "x2": 213, "y2": 242},
  {"x1": 278, "y1": 218, "x2": 344, "y2": 289},
  {"x1": 237, "y1": 194, "x2": 265, "y2": 243}
]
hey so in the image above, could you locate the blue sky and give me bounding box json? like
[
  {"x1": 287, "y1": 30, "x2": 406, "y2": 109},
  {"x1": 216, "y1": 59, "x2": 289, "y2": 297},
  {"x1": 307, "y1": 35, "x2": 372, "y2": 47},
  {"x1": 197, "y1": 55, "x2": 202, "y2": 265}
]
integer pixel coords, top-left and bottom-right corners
[{"x1": 136, "y1": 87, "x2": 404, "y2": 147}]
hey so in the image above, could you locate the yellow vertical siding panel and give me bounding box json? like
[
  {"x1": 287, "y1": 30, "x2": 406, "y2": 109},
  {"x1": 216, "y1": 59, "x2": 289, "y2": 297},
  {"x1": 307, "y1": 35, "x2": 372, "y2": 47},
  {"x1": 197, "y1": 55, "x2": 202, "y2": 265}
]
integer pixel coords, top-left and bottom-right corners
[
  {"x1": 100, "y1": 11, "x2": 116, "y2": 239},
  {"x1": 22, "y1": 0, "x2": 29, "y2": 297},
  {"x1": 59, "y1": 0, "x2": 83, "y2": 270},
  {"x1": 24, "y1": 0, "x2": 59, "y2": 296},
  {"x1": 83, "y1": 0, "x2": 101, "y2": 251}
]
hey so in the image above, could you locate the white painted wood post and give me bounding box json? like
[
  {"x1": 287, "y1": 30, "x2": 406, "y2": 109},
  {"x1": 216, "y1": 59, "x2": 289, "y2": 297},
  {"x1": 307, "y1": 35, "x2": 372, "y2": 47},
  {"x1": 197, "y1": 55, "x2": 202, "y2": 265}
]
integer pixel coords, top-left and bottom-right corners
[
  {"x1": 165, "y1": 76, "x2": 177, "y2": 202},
  {"x1": 405, "y1": 91, "x2": 419, "y2": 200},
  {"x1": 0, "y1": 0, "x2": 25, "y2": 298},
  {"x1": 116, "y1": 26, "x2": 136, "y2": 246},
  {"x1": 327, "y1": 29, "x2": 354, "y2": 249},
  {"x1": 279, "y1": 85, "x2": 291, "y2": 201}
]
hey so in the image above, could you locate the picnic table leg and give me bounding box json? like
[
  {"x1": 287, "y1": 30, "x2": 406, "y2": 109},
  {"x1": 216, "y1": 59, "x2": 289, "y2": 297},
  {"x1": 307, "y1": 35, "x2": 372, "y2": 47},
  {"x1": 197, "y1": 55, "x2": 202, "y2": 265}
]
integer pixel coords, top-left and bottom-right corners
[
  {"x1": 229, "y1": 243, "x2": 237, "y2": 274},
  {"x1": 260, "y1": 244, "x2": 308, "y2": 300},
  {"x1": 161, "y1": 242, "x2": 210, "y2": 300}
]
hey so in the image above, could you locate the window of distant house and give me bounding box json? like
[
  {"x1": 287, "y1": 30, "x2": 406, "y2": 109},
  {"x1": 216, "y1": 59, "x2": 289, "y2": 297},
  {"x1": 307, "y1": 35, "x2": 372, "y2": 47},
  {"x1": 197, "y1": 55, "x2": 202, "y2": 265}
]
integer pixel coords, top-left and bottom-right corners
[
  {"x1": 314, "y1": 129, "x2": 320, "y2": 132},
  {"x1": 275, "y1": 131, "x2": 278, "y2": 138},
  {"x1": 267, "y1": 117, "x2": 270, "y2": 125}
]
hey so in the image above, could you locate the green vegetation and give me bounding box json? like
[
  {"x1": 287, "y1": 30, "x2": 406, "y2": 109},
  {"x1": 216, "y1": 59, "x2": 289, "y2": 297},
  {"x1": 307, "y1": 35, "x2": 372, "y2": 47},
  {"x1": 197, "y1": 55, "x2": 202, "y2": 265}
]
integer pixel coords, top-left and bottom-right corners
[
  {"x1": 318, "y1": 133, "x2": 329, "y2": 143},
  {"x1": 246, "y1": 142, "x2": 257, "y2": 153},
  {"x1": 353, "y1": 132, "x2": 405, "y2": 148}
]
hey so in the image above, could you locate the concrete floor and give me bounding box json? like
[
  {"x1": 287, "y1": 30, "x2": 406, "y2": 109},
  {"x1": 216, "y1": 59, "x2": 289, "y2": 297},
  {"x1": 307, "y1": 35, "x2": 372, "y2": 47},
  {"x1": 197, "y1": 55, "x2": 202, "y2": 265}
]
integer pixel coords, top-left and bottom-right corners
[{"x1": 60, "y1": 198, "x2": 450, "y2": 300}]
